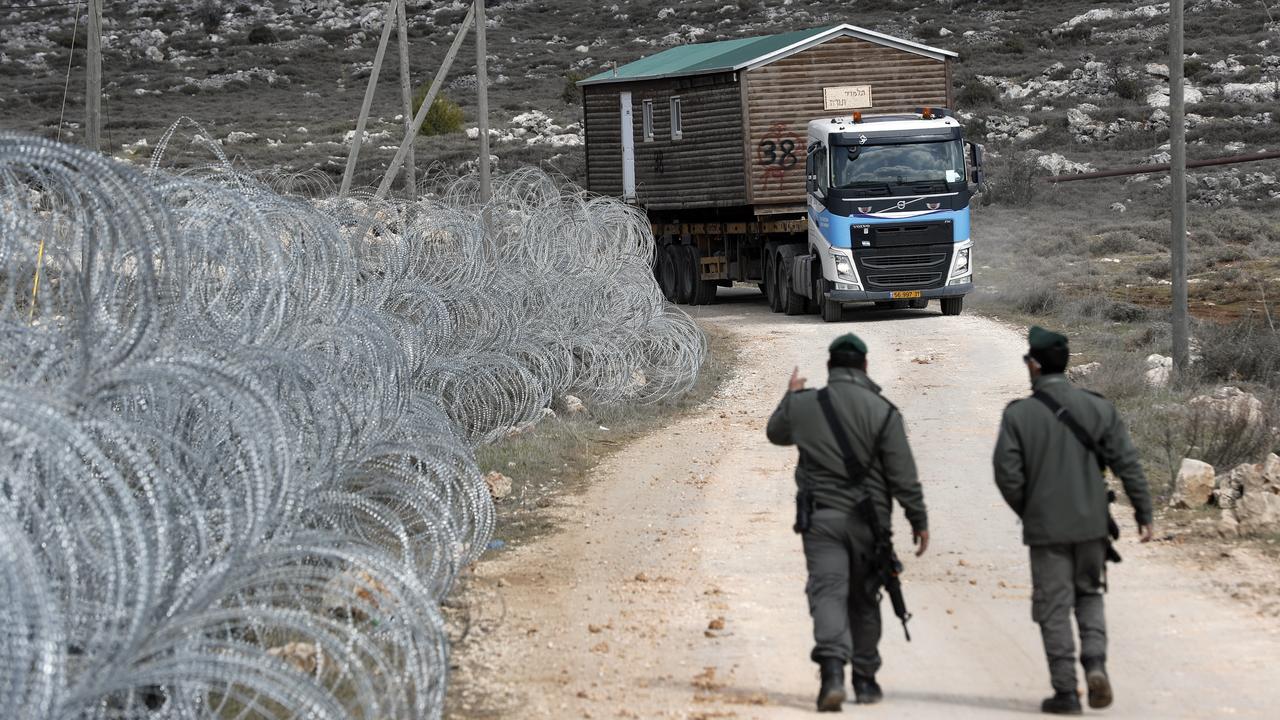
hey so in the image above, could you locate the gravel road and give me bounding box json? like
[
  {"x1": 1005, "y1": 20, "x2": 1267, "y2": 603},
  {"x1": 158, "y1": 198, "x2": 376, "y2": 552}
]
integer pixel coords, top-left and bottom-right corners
[{"x1": 459, "y1": 290, "x2": 1280, "y2": 719}]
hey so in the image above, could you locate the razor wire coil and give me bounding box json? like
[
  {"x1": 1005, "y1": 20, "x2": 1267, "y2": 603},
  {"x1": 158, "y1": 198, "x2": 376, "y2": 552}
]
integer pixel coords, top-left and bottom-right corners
[{"x1": 0, "y1": 126, "x2": 706, "y2": 719}]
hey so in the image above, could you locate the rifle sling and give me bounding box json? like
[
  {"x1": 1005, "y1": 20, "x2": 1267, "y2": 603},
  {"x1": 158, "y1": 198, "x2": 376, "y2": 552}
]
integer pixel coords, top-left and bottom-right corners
[
  {"x1": 1031, "y1": 391, "x2": 1105, "y2": 471},
  {"x1": 816, "y1": 388, "x2": 895, "y2": 494}
]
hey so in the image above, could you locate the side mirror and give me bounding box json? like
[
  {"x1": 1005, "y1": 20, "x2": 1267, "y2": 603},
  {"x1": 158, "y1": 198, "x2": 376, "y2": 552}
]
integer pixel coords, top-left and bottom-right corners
[{"x1": 967, "y1": 142, "x2": 986, "y2": 187}]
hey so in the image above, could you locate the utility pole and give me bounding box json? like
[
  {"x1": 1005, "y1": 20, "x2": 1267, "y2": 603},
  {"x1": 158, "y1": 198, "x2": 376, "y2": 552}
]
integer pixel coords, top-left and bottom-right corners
[
  {"x1": 476, "y1": 0, "x2": 491, "y2": 204},
  {"x1": 1169, "y1": 0, "x2": 1189, "y2": 371},
  {"x1": 395, "y1": 1, "x2": 416, "y2": 197},
  {"x1": 85, "y1": 0, "x2": 102, "y2": 151},
  {"x1": 341, "y1": 0, "x2": 402, "y2": 197}
]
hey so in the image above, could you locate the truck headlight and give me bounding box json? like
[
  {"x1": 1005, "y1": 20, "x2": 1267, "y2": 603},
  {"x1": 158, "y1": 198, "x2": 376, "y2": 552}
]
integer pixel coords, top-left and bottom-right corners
[
  {"x1": 834, "y1": 255, "x2": 858, "y2": 281},
  {"x1": 952, "y1": 247, "x2": 970, "y2": 277}
]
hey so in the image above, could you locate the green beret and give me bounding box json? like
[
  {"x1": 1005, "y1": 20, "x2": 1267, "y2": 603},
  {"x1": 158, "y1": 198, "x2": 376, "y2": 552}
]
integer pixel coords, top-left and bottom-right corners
[
  {"x1": 829, "y1": 333, "x2": 868, "y2": 356},
  {"x1": 1028, "y1": 325, "x2": 1068, "y2": 351}
]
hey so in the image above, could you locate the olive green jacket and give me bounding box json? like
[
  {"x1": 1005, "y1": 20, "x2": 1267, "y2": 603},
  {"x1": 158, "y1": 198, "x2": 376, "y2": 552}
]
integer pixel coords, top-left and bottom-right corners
[
  {"x1": 766, "y1": 367, "x2": 928, "y2": 532},
  {"x1": 993, "y1": 374, "x2": 1153, "y2": 546}
]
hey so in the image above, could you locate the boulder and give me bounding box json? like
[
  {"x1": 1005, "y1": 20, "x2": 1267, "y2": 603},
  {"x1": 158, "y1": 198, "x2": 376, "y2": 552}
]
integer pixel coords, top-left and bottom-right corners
[
  {"x1": 558, "y1": 394, "x2": 586, "y2": 414},
  {"x1": 484, "y1": 471, "x2": 513, "y2": 500},
  {"x1": 1170, "y1": 458, "x2": 1215, "y2": 508},
  {"x1": 1217, "y1": 508, "x2": 1240, "y2": 538},
  {"x1": 1236, "y1": 490, "x2": 1280, "y2": 533},
  {"x1": 1068, "y1": 361, "x2": 1101, "y2": 383},
  {"x1": 1188, "y1": 386, "x2": 1265, "y2": 428},
  {"x1": 1144, "y1": 354, "x2": 1172, "y2": 388},
  {"x1": 267, "y1": 642, "x2": 320, "y2": 675},
  {"x1": 1263, "y1": 453, "x2": 1280, "y2": 488}
]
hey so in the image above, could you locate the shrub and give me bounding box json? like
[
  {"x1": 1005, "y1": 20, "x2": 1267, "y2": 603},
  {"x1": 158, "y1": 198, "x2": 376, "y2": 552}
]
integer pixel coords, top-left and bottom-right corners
[
  {"x1": 956, "y1": 78, "x2": 999, "y2": 108},
  {"x1": 197, "y1": 1, "x2": 223, "y2": 34},
  {"x1": 1134, "y1": 393, "x2": 1277, "y2": 490},
  {"x1": 1196, "y1": 318, "x2": 1280, "y2": 388},
  {"x1": 1088, "y1": 231, "x2": 1143, "y2": 256},
  {"x1": 1111, "y1": 74, "x2": 1144, "y2": 101},
  {"x1": 247, "y1": 25, "x2": 277, "y2": 45},
  {"x1": 1057, "y1": 24, "x2": 1093, "y2": 44},
  {"x1": 411, "y1": 90, "x2": 465, "y2": 137},
  {"x1": 995, "y1": 36, "x2": 1025, "y2": 54},
  {"x1": 981, "y1": 151, "x2": 1041, "y2": 206},
  {"x1": 562, "y1": 70, "x2": 586, "y2": 106}
]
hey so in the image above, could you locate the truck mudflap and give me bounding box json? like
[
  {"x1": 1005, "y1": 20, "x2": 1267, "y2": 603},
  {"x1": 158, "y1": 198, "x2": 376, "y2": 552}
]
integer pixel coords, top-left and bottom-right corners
[{"x1": 827, "y1": 282, "x2": 972, "y2": 303}]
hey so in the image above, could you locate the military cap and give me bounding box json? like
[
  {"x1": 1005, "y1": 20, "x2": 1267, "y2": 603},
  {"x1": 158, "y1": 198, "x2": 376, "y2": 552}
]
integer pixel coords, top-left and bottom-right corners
[
  {"x1": 1027, "y1": 325, "x2": 1068, "y2": 351},
  {"x1": 828, "y1": 333, "x2": 868, "y2": 356}
]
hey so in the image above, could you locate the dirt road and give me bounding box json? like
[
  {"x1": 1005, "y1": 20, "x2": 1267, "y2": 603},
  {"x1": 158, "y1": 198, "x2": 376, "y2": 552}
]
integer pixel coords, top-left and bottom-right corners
[{"x1": 457, "y1": 291, "x2": 1280, "y2": 719}]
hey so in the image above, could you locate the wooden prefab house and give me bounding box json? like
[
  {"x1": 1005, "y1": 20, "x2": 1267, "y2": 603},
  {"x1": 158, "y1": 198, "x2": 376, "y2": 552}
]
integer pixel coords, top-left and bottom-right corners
[{"x1": 579, "y1": 24, "x2": 957, "y2": 217}]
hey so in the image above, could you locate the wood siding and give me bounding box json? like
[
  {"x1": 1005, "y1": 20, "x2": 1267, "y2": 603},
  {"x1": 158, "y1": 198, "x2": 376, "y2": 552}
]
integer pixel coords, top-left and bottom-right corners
[
  {"x1": 745, "y1": 36, "x2": 950, "y2": 206},
  {"x1": 583, "y1": 74, "x2": 746, "y2": 210}
]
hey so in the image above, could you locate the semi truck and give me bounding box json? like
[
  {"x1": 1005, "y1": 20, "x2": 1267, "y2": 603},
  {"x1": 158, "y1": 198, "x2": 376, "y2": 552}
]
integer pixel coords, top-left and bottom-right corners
[{"x1": 579, "y1": 24, "x2": 984, "y2": 320}]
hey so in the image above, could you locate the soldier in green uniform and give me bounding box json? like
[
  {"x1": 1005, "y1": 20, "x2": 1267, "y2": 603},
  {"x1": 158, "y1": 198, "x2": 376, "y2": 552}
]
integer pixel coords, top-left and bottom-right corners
[
  {"x1": 993, "y1": 327, "x2": 1154, "y2": 715},
  {"x1": 767, "y1": 333, "x2": 929, "y2": 713}
]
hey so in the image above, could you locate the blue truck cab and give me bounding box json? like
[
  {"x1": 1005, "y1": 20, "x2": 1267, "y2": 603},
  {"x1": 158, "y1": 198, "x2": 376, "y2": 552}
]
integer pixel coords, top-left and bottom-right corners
[{"x1": 798, "y1": 109, "x2": 984, "y2": 321}]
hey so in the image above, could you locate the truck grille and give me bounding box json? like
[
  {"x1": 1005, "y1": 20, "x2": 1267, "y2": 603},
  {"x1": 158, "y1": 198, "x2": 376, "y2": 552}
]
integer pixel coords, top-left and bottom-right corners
[{"x1": 853, "y1": 243, "x2": 953, "y2": 292}]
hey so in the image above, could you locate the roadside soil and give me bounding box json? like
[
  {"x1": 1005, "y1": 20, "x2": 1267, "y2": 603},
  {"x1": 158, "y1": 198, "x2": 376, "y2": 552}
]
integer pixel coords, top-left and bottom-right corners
[{"x1": 447, "y1": 289, "x2": 1280, "y2": 719}]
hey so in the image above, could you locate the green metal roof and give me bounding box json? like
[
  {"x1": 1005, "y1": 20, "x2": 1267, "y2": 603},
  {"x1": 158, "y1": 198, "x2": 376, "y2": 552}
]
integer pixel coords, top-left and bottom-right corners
[{"x1": 579, "y1": 24, "x2": 957, "y2": 87}]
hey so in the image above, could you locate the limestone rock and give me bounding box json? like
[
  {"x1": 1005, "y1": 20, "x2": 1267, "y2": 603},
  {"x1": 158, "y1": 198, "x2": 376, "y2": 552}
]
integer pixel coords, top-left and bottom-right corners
[
  {"x1": 1068, "y1": 361, "x2": 1101, "y2": 383},
  {"x1": 1170, "y1": 458, "x2": 1215, "y2": 508},
  {"x1": 1144, "y1": 354, "x2": 1172, "y2": 388},
  {"x1": 1236, "y1": 491, "x2": 1280, "y2": 533},
  {"x1": 267, "y1": 642, "x2": 320, "y2": 675},
  {"x1": 558, "y1": 395, "x2": 586, "y2": 414},
  {"x1": 1188, "y1": 386, "x2": 1265, "y2": 428},
  {"x1": 484, "y1": 471, "x2": 513, "y2": 500},
  {"x1": 1262, "y1": 453, "x2": 1280, "y2": 488}
]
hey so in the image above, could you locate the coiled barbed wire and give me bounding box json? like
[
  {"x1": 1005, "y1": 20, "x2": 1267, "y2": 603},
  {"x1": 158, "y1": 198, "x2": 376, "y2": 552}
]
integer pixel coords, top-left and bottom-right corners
[{"x1": 0, "y1": 127, "x2": 706, "y2": 719}]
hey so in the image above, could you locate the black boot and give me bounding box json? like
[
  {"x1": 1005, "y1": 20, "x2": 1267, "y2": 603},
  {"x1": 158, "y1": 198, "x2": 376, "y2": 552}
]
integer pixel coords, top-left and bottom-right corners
[
  {"x1": 816, "y1": 658, "x2": 846, "y2": 712},
  {"x1": 851, "y1": 674, "x2": 883, "y2": 704},
  {"x1": 1083, "y1": 658, "x2": 1113, "y2": 709},
  {"x1": 1041, "y1": 690, "x2": 1082, "y2": 715}
]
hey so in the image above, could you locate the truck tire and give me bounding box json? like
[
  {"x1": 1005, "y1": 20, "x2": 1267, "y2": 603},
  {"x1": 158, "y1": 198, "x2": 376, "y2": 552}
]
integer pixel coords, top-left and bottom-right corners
[
  {"x1": 694, "y1": 277, "x2": 718, "y2": 305},
  {"x1": 674, "y1": 245, "x2": 696, "y2": 304},
  {"x1": 778, "y1": 248, "x2": 807, "y2": 316},
  {"x1": 658, "y1": 245, "x2": 679, "y2": 301},
  {"x1": 819, "y1": 280, "x2": 843, "y2": 323},
  {"x1": 941, "y1": 296, "x2": 964, "y2": 316},
  {"x1": 766, "y1": 255, "x2": 783, "y2": 313}
]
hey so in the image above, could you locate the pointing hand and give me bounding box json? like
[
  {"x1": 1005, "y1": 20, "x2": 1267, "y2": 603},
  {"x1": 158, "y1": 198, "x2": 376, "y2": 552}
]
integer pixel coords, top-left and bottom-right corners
[{"x1": 788, "y1": 367, "x2": 807, "y2": 393}]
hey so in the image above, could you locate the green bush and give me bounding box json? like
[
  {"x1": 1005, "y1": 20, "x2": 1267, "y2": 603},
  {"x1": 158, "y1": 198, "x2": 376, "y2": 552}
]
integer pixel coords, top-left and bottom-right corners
[
  {"x1": 1196, "y1": 319, "x2": 1280, "y2": 388},
  {"x1": 956, "y1": 78, "x2": 999, "y2": 108},
  {"x1": 981, "y1": 151, "x2": 1041, "y2": 206},
  {"x1": 1112, "y1": 74, "x2": 1144, "y2": 101},
  {"x1": 247, "y1": 25, "x2": 277, "y2": 45},
  {"x1": 411, "y1": 90, "x2": 465, "y2": 137},
  {"x1": 562, "y1": 70, "x2": 587, "y2": 106}
]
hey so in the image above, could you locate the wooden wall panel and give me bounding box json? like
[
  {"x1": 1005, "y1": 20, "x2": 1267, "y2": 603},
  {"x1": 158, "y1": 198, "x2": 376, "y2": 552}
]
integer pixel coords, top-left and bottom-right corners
[
  {"x1": 584, "y1": 74, "x2": 747, "y2": 210},
  {"x1": 745, "y1": 36, "x2": 950, "y2": 207}
]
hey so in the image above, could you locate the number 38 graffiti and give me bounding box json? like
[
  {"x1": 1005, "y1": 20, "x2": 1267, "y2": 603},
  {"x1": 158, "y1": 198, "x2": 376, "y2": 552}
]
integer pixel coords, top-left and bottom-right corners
[
  {"x1": 757, "y1": 123, "x2": 804, "y2": 190},
  {"x1": 758, "y1": 138, "x2": 798, "y2": 168}
]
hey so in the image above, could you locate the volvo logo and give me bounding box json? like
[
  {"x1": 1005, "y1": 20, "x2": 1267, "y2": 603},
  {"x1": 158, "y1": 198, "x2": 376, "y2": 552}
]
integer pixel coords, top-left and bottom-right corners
[{"x1": 896, "y1": 200, "x2": 907, "y2": 209}]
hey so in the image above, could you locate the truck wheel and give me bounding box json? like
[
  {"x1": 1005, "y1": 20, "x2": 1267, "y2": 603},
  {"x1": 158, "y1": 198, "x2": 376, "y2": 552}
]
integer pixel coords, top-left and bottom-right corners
[
  {"x1": 941, "y1": 296, "x2": 964, "y2": 316},
  {"x1": 778, "y1": 248, "x2": 807, "y2": 316},
  {"x1": 766, "y1": 255, "x2": 783, "y2": 313},
  {"x1": 808, "y1": 273, "x2": 822, "y2": 315},
  {"x1": 694, "y1": 278, "x2": 718, "y2": 305},
  {"x1": 819, "y1": 280, "x2": 843, "y2": 323},
  {"x1": 658, "y1": 245, "x2": 679, "y2": 301},
  {"x1": 675, "y1": 245, "x2": 697, "y2": 304}
]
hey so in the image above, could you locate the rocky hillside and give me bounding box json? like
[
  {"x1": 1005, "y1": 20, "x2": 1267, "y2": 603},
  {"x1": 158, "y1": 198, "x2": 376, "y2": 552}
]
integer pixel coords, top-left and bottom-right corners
[{"x1": 1, "y1": 0, "x2": 1277, "y2": 199}]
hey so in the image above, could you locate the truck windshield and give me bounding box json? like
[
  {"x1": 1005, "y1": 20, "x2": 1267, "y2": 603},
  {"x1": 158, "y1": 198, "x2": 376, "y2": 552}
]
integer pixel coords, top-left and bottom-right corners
[{"x1": 831, "y1": 140, "x2": 965, "y2": 194}]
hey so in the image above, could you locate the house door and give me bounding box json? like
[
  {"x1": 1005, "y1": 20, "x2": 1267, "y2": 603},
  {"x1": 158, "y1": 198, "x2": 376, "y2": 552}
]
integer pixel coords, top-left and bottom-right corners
[{"x1": 620, "y1": 90, "x2": 636, "y2": 201}]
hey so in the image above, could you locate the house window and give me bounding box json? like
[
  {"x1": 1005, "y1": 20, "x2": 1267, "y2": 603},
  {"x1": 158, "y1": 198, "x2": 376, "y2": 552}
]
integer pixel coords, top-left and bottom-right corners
[
  {"x1": 670, "y1": 96, "x2": 683, "y2": 140},
  {"x1": 642, "y1": 99, "x2": 654, "y2": 142}
]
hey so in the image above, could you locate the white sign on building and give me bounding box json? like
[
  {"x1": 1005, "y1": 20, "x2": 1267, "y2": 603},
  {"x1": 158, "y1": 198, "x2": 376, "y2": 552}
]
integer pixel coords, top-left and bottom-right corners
[{"x1": 823, "y1": 85, "x2": 873, "y2": 111}]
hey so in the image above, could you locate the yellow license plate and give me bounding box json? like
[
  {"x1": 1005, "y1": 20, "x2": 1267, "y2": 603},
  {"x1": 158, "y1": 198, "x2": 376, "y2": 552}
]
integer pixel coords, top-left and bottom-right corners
[{"x1": 891, "y1": 290, "x2": 922, "y2": 299}]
